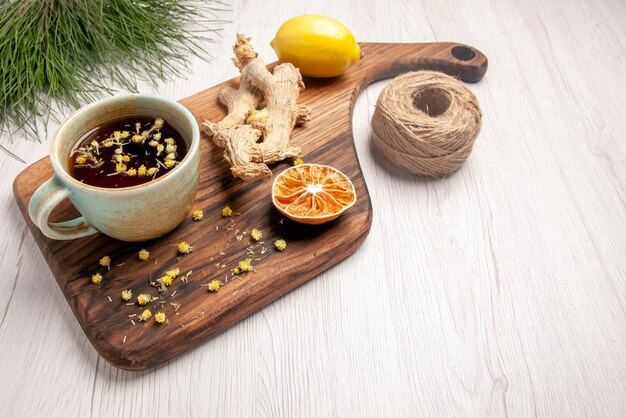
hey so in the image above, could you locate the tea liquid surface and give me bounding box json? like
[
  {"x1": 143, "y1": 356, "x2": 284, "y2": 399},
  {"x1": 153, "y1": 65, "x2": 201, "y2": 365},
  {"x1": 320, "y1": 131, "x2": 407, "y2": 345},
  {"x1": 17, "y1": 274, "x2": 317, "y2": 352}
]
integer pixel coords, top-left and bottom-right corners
[{"x1": 68, "y1": 116, "x2": 187, "y2": 188}]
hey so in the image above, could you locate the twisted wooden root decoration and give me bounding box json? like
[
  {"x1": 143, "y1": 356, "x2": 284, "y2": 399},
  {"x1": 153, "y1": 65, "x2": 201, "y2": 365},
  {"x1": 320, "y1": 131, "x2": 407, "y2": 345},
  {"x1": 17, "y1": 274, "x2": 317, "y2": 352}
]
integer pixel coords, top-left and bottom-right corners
[{"x1": 203, "y1": 34, "x2": 311, "y2": 181}]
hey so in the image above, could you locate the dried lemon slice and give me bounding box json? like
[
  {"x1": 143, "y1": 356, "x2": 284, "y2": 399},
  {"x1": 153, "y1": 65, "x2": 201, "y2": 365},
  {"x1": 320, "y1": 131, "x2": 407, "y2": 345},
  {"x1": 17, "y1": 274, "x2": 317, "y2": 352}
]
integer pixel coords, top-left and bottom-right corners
[{"x1": 271, "y1": 164, "x2": 356, "y2": 225}]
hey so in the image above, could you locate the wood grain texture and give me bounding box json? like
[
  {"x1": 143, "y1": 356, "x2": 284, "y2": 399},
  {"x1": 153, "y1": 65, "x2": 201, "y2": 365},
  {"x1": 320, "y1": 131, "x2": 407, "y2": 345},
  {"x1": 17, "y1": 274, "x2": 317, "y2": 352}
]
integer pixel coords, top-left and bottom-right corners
[
  {"x1": 12, "y1": 42, "x2": 486, "y2": 370},
  {"x1": 1, "y1": 0, "x2": 625, "y2": 415}
]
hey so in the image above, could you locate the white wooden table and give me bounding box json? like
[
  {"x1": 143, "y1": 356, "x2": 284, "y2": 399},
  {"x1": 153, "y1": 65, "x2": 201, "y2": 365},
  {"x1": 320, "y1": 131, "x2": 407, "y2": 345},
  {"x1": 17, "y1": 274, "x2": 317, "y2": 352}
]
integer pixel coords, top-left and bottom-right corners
[{"x1": 1, "y1": 0, "x2": 625, "y2": 416}]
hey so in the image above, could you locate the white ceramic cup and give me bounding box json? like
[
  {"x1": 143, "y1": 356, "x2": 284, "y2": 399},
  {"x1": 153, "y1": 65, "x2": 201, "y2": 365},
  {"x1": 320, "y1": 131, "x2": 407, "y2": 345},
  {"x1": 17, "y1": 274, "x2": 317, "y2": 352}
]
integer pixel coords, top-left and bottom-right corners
[{"x1": 28, "y1": 94, "x2": 200, "y2": 242}]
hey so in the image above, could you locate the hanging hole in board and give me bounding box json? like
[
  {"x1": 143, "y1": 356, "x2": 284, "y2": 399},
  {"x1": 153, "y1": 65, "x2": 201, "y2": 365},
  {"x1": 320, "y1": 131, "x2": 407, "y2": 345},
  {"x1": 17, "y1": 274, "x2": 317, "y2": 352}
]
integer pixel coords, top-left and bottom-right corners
[{"x1": 451, "y1": 46, "x2": 475, "y2": 61}]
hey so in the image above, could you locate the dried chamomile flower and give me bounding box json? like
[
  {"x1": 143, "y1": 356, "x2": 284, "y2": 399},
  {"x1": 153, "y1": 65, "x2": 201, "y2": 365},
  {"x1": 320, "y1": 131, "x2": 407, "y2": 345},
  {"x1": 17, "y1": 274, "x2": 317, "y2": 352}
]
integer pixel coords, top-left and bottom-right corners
[
  {"x1": 102, "y1": 139, "x2": 114, "y2": 148},
  {"x1": 131, "y1": 134, "x2": 142, "y2": 143},
  {"x1": 152, "y1": 269, "x2": 178, "y2": 292},
  {"x1": 166, "y1": 144, "x2": 177, "y2": 154},
  {"x1": 165, "y1": 268, "x2": 181, "y2": 279},
  {"x1": 137, "y1": 294, "x2": 152, "y2": 306},
  {"x1": 246, "y1": 107, "x2": 269, "y2": 125},
  {"x1": 99, "y1": 255, "x2": 111, "y2": 269},
  {"x1": 192, "y1": 210, "x2": 204, "y2": 221},
  {"x1": 207, "y1": 280, "x2": 222, "y2": 292},
  {"x1": 126, "y1": 168, "x2": 137, "y2": 176},
  {"x1": 178, "y1": 241, "x2": 193, "y2": 254},
  {"x1": 115, "y1": 162, "x2": 127, "y2": 173},
  {"x1": 137, "y1": 165, "x2": 147, "y2": 177},
  {"x1": 293, "y1": 158, "x2": 303, "y2": 166},
  {"x1": 113, "y1": 131, "x2": 122, "y2": 139},
  {"x1": 250, "y1": 228, "x2": 262, "y2": 241},
  {"x1": 154, "y1": 312, "x2": 166, "y2": 324},
  {"x1": 75, "y1": 156, "x2": 87, "y2": 165},
  {"x1": 121, "y1": 155, "x2": 131, "y2": 162},
  {"x1": 120, "y1": 131, "x2": 130, "y2": 139},
  {"x1": 147, "y1": 167, "x2": 158, "y2": 176},
  {"x1": 138, "y1": 249, "x2": 150, "y2": 261},
  {"x1": 221, "y1": 206, "x2": 233, "y2": 217},
  {"x1": 91, "y1": 272, "x2": 103, "y2": 285},
  {"x1": 164, "y1": 160, "x2": 176, "y2": 168},
  {"x1": 139, "y1": 309, "x2": 152, "y2": 322},
  {"x1": 159, "y1": 275, "x2": 173, "y2": 287},
  {"x1": 233, "y1": 259, "x2": 253, "y2": 274},
  {"x1": 154, "y1": 133, "x2": 162, "y2": 141},
  {"x1": 121, "y1": 289, "x2": 133, "y2": 301},
  {"x1": 274, "y1": 239, "x2": 287, "y2": 251},
  {"x1": 156, "y1": 144, "x2": 165, "y2": 155}
]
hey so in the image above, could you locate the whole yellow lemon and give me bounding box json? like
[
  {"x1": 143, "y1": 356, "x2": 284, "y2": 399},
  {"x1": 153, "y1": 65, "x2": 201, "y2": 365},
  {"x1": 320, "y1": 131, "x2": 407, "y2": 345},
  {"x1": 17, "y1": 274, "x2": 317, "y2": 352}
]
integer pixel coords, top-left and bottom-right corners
[{"x1": 270, "y1": 15, "x2": 361, "y2": 78}]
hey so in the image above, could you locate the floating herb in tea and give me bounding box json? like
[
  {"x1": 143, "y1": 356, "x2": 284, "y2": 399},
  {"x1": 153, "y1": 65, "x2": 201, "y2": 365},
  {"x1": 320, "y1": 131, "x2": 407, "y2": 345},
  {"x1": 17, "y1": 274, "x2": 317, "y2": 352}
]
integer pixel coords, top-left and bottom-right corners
[{"x1": 69, "y1": 116, "x2": 188, "y2": 188}]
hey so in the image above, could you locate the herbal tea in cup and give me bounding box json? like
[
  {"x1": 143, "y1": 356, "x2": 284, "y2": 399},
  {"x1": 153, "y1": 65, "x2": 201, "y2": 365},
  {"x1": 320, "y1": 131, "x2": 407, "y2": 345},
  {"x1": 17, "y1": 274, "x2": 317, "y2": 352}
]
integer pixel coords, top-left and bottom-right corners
[
  {"x1": 29, "y1": 94, "x2": 200, "y2": 242},
  {"x1": 69, "y1": 116, "x2": 188, "y2": 188}
]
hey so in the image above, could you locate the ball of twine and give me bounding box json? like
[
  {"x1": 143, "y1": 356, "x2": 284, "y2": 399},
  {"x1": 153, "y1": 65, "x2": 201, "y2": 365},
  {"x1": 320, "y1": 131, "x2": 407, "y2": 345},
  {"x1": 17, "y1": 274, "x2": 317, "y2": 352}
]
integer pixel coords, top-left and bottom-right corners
[{"x1": 371, "y1": 71, "x2": 482, "y2": 177}]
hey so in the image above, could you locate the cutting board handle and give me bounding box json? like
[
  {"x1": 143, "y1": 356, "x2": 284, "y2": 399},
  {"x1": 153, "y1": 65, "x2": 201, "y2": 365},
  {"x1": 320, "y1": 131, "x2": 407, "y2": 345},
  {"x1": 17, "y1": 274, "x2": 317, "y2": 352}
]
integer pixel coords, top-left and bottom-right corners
[{"x1": 355, "y1": 42, "x2": 488, "y2": 87}]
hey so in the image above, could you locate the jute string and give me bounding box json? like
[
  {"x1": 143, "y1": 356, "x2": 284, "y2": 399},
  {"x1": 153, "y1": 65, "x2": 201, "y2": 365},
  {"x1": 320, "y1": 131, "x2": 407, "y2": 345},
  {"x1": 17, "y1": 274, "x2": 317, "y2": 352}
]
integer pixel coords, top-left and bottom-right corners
[{"x1": 371, "y1": 71, "x2": 482, "y2": 177}]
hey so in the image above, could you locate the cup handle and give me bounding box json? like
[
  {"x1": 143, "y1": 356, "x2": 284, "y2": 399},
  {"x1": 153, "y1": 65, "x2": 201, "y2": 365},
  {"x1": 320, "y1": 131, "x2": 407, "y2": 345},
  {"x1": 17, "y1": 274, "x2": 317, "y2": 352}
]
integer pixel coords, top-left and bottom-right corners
[{"x1": 28, "y1": 176, "x2": 98, "y2": 240}]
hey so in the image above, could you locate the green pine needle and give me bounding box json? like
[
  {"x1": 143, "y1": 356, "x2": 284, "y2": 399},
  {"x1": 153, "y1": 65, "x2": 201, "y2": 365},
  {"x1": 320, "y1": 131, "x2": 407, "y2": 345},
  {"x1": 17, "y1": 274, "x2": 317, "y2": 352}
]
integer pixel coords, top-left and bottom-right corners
[{"x1": 0, "y1": 0, "x2": 227, "y2": 161}]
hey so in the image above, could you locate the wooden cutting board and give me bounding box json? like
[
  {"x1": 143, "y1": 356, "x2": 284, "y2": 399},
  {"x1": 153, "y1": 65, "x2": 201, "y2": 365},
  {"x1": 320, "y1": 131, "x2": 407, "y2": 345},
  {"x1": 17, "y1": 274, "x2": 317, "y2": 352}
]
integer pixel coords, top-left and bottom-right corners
[{"x1": 12, "y1": 42, "x2": 487, "y2": 370}]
